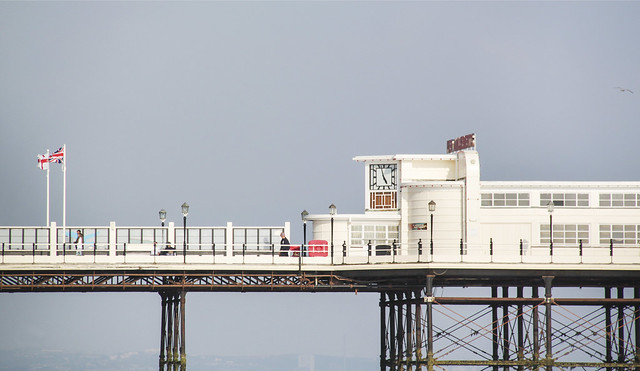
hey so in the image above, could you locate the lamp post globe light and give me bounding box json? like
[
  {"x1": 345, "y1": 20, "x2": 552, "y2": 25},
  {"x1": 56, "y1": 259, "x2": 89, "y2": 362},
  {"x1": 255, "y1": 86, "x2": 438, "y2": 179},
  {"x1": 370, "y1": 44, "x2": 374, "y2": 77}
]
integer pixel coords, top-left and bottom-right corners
[
  {"x1": 329, "y1": 204, "x2": 336, "y2": 264},
  {"x1": 159, "y1": 209, "x2": 167, "y2": 227},
  {"x1": 182, "y1": 203, "x2": 189, "y2": 263},
  {"x1": 428, "y1": 200, "x2": 436, "y2": 253}
]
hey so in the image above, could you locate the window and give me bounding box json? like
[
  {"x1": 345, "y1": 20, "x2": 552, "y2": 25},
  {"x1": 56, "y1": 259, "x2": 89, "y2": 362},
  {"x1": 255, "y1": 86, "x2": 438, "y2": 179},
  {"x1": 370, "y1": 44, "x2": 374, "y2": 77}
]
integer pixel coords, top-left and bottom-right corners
[
  {"x1": 540, "y1": 224, "x2": 589, "y2": 245},
  {"x1": 481, "y1": 193, "x2": 530, "y2": 207},
  {"x1": 540, "y1": 193, "x2": 589, "y2": 207},
  {"x1": 599, "y1": 193, "x2": 640, "y2": 208},
  {"x1": 370, "y1": 191, "x2": 397, "y2": 210},
  {"x1": 350, "y1": 224, "x2": 399, "y2": 248},
  {"x1": 599, "y1": 225, "x2": 640, "y2": 245}
]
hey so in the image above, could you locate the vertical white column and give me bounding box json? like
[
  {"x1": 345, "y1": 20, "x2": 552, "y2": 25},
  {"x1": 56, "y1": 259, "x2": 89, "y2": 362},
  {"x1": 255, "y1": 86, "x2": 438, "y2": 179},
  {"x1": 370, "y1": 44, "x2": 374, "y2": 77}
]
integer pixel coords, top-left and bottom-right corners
[
  {"x1": 109, "y1": 221, "x2": 117, "y2": 257},
  {"x1": 49, "y1": 221, "x2": 57, "y2": 257},
  {"x1": 168, "y1": 222, "x2": 175, "y2": 246},
  {"x1": 226, "y1": 222, "x2": 233, "y2": 257},
  {"x1": 284, "y1": 222, "x2": 290, "y2": 241}
]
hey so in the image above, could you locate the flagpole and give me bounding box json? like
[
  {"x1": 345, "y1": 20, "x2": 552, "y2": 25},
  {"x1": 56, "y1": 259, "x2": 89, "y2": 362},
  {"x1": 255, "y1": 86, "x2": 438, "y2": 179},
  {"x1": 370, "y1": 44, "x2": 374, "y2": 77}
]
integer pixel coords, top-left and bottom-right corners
[
  {"x1": 62, "y1": 144, "x2": 67, "y2": 244},
  {"x1": 46, "y1": 149, "x2": 50, "y2": 227}
]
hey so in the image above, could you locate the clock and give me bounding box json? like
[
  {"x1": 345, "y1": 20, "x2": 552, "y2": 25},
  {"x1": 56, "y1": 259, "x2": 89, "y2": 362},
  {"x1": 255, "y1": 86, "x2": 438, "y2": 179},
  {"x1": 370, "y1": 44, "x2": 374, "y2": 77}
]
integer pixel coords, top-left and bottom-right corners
[{"x1": 370, "y1": 163, "x2": 397, "y2": 190}]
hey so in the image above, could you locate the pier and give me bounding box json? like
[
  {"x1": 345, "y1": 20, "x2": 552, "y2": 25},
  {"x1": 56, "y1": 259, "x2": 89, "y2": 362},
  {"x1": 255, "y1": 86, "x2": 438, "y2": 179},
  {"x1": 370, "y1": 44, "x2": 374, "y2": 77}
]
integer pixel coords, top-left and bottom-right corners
[
  {"x1": 1, "y1": 222, "x2": 639, "y2": 370},
  {"x1": 3, "y1": 144, "x2": 640, "y2": 370}
]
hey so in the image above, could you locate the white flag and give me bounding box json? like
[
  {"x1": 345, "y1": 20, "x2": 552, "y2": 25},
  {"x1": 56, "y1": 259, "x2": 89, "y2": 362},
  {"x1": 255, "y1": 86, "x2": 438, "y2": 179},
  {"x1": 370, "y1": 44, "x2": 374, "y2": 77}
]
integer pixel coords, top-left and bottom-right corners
[{"x1": 37, "y1": 154, "x2": 49, "y2": 170}]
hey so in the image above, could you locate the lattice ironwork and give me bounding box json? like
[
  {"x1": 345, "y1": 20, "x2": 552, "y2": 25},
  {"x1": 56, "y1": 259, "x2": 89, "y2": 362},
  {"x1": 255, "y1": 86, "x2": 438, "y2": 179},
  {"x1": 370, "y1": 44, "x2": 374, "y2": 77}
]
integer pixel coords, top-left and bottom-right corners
[
  {"x1": 379, "y1": 278, "x2": 640, "y2": 370},
  {"x1": 0, "y1": 271, "x2": 369, "y2": 292}
]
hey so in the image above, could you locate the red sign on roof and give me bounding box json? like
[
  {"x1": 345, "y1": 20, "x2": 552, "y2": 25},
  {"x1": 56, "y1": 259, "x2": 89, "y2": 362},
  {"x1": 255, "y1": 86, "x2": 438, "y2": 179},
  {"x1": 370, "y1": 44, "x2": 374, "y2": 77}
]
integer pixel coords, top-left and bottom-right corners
[{"x1": 447, "y1": 133, "x2": 476, "y2": 153}]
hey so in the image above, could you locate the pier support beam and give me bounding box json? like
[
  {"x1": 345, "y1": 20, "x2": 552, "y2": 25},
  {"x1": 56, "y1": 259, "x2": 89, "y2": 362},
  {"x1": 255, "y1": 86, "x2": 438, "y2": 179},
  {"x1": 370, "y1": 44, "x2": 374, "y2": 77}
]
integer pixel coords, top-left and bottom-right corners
[
  {"x1": 426, "y1": 275, "x2": 434, "y2": 371},
  {"x1": 532, "y1": 285, "x2": 540, "y2": 371},
  {"x1": 543, "y1": 276, "x2": 554, "y2": 371},
  {"x1": 377, "y1": 276, "x2": 640, "y2": 370},
  {"x1": 492, "y1": 286, "x2": 499, "y2": 371},
  {"x1": 159, "y1": 290, "x2": 186, "y2": 371},
  {"x1": 635, "y1": 286, "x2": 640, "y2": 371}
]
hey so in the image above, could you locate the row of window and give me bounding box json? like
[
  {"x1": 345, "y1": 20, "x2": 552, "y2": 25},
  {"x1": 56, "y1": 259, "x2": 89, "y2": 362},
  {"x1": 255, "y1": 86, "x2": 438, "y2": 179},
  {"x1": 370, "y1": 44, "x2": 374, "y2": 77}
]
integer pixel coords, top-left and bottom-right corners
[
  {"x1": 482, "y1": 193, "x2": 640, "y2": 208},
  {"x1": 346, "y1": 224, "x2": 640, "y2": 248},
  {"x1": 350, "y1": 224, "x2": 399, "y2": 248},
  {"x1": 537, "y1": 224, "x2": 640, "y2": 246}
]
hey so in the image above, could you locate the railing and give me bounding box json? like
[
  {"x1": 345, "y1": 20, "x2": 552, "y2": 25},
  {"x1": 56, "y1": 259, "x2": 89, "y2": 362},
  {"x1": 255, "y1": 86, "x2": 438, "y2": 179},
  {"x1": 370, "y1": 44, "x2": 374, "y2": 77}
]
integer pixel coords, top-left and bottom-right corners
[
  {"x1": 1, "y1": 225, "x2": 640, "y2": 266},
  {"x1": 1, "y1": 240, "x2": 639, "y2": 266}
]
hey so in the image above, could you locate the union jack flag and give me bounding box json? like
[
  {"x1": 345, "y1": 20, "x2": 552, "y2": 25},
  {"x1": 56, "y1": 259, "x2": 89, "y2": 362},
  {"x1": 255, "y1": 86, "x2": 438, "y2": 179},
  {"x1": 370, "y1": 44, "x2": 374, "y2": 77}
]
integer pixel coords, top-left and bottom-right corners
[{"x1": 49, "y1": 147, "x2": 64, "y2": 163}]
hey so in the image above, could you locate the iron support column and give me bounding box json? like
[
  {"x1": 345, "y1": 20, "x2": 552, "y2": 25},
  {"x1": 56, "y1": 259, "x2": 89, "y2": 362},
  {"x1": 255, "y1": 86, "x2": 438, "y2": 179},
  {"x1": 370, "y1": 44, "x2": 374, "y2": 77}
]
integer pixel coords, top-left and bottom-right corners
[
  {"x1": 618, "y1": 287, "x2": 625, "y2": 366},
  {"x1": 390, "y1": 292, "x2": 397, "y2": 371},
  {"x1": 405, "y1": 291, "x2": 413, "y2": 369},
  {"x1": 635, "y1": 287, "x2": 640, "y2": 371},
  {"x1": 159, "y1": 290, "x2": 186, "y2": 371},
  {"x1": 159, "y1": 293, "x2": 168, "y2": 369},
  {"x1": 180, "y1": 290, "x2": 186, "y2": 368},
  {"x1": 502, "y1": 286, "x2": 510, "y2": 370},
  {"x1": 543, "y1": 276, "x2": 554, "y2": 371},
  {"x1": 396, "y1": 292, "x2": 404, "y2": 369},
  {"x1": 380, "y1": 292, "x2": 387, "y2": 371},
  {"x1": 532, "y1": 285, "x2": 540, "y2": 370},
  {"x1": 606, "y1": 287, "x2": 613, "y2": 371},
  {"x1": 426, "y1": 275, "x2": 434, "y2": 371},
  {"x1": 492, "y1": 286, "x2": 499, "y2": 371},
  {"x1": 415, "y1": 289, "x2": 423, "y2": 368},
  {"x1": 517, "y1": 286, "x2": 524, "y2": 371}
]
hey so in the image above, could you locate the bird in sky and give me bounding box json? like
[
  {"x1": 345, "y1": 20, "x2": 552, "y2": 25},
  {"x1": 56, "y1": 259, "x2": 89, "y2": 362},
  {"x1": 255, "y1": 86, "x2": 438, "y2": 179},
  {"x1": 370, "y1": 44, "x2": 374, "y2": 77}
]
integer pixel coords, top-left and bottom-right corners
[{"x1": 615, "y1": 86, "x2": 634, "y2": 94}]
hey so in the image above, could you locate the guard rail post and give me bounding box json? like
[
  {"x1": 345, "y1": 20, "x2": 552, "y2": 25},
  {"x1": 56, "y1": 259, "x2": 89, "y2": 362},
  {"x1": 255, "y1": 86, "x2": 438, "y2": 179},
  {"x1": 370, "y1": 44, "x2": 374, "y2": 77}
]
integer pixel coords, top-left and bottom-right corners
[
  {"x1": 579, "y1": 240, "x2": 583, "y2": 264},
  {"x1": 490, "y1": 238, "x2": 493, "y2": 263},
  {"x1": 392, "y1": 240, "x2": 397, "y2": 263},
  {"x1": 298, "y1": 243, "x2": 302, "y2": 273},
  {"x1": 610, "y1": 239, "x2": 614, "y2": 263},
  {"x1": 520, "y1": 239, "x2": 523, "y2": 263}
]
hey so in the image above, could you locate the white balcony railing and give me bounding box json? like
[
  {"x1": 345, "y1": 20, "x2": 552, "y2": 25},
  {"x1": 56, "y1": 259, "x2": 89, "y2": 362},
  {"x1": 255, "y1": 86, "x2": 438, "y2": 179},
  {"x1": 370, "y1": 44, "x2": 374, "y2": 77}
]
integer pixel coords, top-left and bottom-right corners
[{"x1": 1, "y1": 224, "x2": 639, "y2": 266}]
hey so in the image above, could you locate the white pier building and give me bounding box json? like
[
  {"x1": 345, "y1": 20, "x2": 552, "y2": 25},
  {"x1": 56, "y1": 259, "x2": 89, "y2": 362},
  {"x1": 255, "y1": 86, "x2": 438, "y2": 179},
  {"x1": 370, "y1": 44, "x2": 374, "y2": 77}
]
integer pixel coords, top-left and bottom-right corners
[{"x1": 307, "y1": 148, "x2": 640, "y2": 265}]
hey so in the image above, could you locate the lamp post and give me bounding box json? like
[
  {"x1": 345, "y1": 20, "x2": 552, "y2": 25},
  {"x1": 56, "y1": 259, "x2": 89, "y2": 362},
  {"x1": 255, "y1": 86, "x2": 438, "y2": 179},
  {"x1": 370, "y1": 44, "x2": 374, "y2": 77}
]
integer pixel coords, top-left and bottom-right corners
[
  {"x1": 159, "y1": 209, "x2": 167, "y2": 227},
  {"x1": 301, "y1": 210, "x2": 309, "y2": 254},
  {"x1": 181, "y1": 202, "x2": 189, "y2": 263},
  {"x1": 329, "y1": 204, "x2": 336, "y2": 264},
  {"x1": 547, "y1": 202, "x2": 554, "y2": 256},
  {"x1": 159, "y1": 209, "x2": 167, "y2": 256},
  {"x1": 428, "y1": 200, "x2": 436, "y2": 254}
]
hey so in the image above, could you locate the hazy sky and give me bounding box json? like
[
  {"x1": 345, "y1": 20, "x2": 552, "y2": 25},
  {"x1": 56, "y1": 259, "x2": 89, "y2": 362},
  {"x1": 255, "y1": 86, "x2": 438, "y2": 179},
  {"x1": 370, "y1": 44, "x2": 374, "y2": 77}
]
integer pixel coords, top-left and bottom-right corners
[{"x1": 0, "y1": 0, "x2": 638, "y2": 365}]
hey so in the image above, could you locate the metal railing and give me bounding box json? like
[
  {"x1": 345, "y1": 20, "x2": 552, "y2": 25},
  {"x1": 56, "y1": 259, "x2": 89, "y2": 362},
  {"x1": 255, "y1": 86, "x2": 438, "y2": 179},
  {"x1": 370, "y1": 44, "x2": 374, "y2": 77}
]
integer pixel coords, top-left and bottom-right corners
[{"x1": 1, "y1": 225, "x2": 639, "y2": 266}]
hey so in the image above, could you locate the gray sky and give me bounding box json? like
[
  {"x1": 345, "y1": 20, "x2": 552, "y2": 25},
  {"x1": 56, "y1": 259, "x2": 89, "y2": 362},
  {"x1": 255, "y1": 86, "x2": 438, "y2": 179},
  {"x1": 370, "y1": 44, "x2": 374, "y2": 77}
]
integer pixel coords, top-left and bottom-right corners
[{"x1": 1, "y1": 0, "x2": 639, "y2": 363}]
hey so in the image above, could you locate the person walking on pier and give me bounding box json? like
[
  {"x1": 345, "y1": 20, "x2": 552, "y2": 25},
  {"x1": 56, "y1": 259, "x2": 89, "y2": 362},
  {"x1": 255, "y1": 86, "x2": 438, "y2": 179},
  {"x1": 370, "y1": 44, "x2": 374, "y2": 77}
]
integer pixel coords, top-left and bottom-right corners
[
  {"x1": 74, "y1": 230, "x2": 84, "y2": 256},
  {"x1": 279, "y1": 232, "x2": 290, "y2": 257}
]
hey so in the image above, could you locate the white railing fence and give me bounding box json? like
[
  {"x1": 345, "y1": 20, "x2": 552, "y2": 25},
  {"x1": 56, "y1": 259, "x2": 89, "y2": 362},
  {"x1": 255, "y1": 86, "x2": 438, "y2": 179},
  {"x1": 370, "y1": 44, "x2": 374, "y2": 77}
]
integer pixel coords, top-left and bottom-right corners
[{"x1": 1, "y1": 224, "x2": 639, "y2": 265}]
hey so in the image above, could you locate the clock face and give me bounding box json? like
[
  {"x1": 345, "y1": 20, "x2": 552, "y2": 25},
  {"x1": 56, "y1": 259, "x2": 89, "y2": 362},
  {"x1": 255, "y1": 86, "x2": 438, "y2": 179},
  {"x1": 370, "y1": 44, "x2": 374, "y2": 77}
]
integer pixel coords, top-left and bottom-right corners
[{"x1": 370, "y1": 164, "x2": 397, "y2": 190}]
